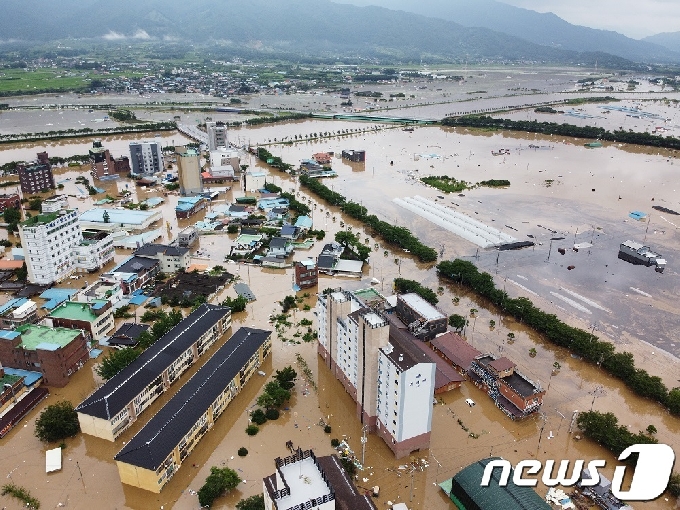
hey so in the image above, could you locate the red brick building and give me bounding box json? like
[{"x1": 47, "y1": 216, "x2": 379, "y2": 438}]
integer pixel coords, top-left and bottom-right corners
[
  {"x1": 0, "y1": 193, "x2": 20, "y2": 213},
  {"x1": 294, "y1": 260, "x2": 318, "y2": 289},
  {"x1": 0, "y1": 325, "x2": 89, "y2": 387}
]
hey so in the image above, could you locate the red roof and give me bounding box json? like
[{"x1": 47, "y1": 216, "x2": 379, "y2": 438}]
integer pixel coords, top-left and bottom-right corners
[
  {"x1": 430, "y1": 332, "x2": 481, "y2": 372},
  {"x1": 489, "y1": 357, "x2": 516, "y2": 373}
]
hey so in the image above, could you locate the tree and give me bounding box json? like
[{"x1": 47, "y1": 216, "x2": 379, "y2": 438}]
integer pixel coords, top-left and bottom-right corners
[
  {"x1": 334, "y1": 230, "x2": 357, "y2": 247},
  {"x1": 27, "y1": 197, "x2": 43, "y2": 211},
  {"x1": 197, "y1": 466, "x2": 240, "y2": 508},
  {"x1": 102, "y1": 210, "x2": 110, "y2": 223},
  {"x1": 250, "y1": 409, "x2": 267, "y2": 425},
  {"x1": 246, "y1": 424, "x2": 259, "y2": 436},
  {"x1": 529, "y1": 347, "x2": 537, "y2": 357},
  {"x1": 448, "y1": 314, "x2": 467, "y2": 333},
  {"x1": 668, "y1": 473, "x2": 680, "y2": 497},
  {"x1": 275, "y1": 366, "x2": 298, "y2": 391},
  {"x1": 646, "y1": 424, "x2": 657, "y2": 435},
  {"x1": 238, "y1": 447, "x2": 249, "y2": 457},
  {"x1": 236, "y1": 494, "x2": 265, "y2": 510},
  {"x1": 96, "y1": 347, "x2": 140, "y2": 380},
  {"x1": 34, "y1": 400, "x2": 80, "y2": 442},
  {"x1": 15, "y1": 261, "x2": 27, "y2": 282},
  {"x1": 222, "y1": 295, "x2": 248, "y2": 313}
]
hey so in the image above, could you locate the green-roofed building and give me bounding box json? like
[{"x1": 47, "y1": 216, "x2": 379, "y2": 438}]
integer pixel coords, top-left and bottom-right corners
[
  {"x1": 439, "y1": 457, "x2": 550, "y2": 510},
  {"x1": 48, "y1": 300, "x2": 114, "y2": 340},
  {"x1": 0, "y1": 324, "x2": 88, "y2": 387}
]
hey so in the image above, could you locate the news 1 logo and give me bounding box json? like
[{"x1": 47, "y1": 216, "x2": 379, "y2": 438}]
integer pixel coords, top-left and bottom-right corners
[{"x1": 481, "y1": 444, "x2": 676, "y2": 501}]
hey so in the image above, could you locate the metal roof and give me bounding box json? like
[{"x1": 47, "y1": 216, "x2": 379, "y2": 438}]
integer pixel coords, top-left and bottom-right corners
[
  {"x1": 76, "y1": 304, "x2": 230, "y2": 420},
  {"x1": 114, "y1": 327, "x2": 271, "y2": 470},
  {"x1": 446, "y1": 457, "x2": 550, "y2": 510}
]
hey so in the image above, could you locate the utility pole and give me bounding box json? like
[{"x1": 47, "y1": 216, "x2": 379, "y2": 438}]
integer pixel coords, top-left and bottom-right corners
[
  {"x1": 535, "y1": 412, "x2": 547, "y2": 457},
  {"x1": 361, "y1": 425, "x2": 368, "y2": 466}
]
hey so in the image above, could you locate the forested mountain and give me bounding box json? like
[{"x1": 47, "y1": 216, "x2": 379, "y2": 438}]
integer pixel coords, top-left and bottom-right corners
[{"x1": 0, "y1": 0, "x2": 655, "y2": 67}]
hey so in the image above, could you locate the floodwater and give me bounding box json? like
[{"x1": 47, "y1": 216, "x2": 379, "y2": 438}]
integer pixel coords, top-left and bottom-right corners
[{"x1": 1, "y1": 77, "x2": 680, "y2": 509}]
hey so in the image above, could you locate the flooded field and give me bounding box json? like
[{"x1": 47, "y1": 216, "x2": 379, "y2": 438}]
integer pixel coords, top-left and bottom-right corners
[{"x1": 1, "y1": 75, "x2": 679, "y2": 509}]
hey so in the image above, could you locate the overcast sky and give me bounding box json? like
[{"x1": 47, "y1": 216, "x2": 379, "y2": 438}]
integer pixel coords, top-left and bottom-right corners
[{"x1": 500, "y1": 0, "x2": 680, "y2": 39}]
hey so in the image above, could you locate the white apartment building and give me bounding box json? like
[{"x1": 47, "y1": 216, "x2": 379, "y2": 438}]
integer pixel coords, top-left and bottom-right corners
[
  {"x1": 376, "y1": 340, "x2": 435, "y2": 458},
  {"x1": 177, "y1": 148, "x2": 203, "y2": 196},
  {"x1": 72, "y1": 229, "x2": 115, "y2": 272},
  {"x1": 206, "y1": 121, "x2": 228, "y2": 151},
  {"x1": 19, "y1": 210, "x2": 82, "y2": 285},
  {"x1": 317, "y1": 288, "x2": 435, "y2": 458},
  {"x1": 129, "y1": 141, "x2": 163, "y2": 175}
]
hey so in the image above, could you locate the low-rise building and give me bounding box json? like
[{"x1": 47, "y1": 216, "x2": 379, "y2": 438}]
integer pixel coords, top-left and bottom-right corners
[
  {"x1": 108, "y1": 323, "x2": 150, "y2": 348},
  {"x1": 133, "y1": 243, "x2": 191, "y2": 273},
  {"x1": 263, "y1": 448, "x2": 377, "y2": 510},
  {"x1": 0, "y1": 300, "x2": 38, "y2": 329},
  {"x1": 114, "y1": 327, "x2": 271, "y2": 492},
  {"x1": 72, "y1": 229, "x2": 115, "y2": 273},
  {"x1": 430, "y1": 331, "x2": 482, "y2": 374},
  {"x1": 177, "y1": 225, "x2": 198, "y2": 247},
  {"x1": 468, "y1": 355, "x2": 544, "y2": 419},
  {"x1": 342, "y1": 149, "x2": 366, "y2": 162},
  {"x1": 316, "y1": 242, "x2": 364, "y2": 277},
  {"x1": 47, "y1": 300, "x2": 114, "y2": 341},
  {"x1": 101, "y1": 255, "x2": 160, "y2": 294},
  {"x1": 40, "y1": 195, "x2": 69, "y2": 213},
  {"x1": 244, "y1": 171, "x2": 266, "y2": 192},
  {"x1": 175, "y1": 196, "x2": 206, "y2": 219},
  {"x1": 395, "y1": 293, "x2": 447, "y2": 341},
  {"x1": 294, "y1": 260, "x2": 318, "y2": 289},
  {"x1": 0, "y1": 325, "x2": 88, "y2": 387},
  {"x1": 268, "y1": 237, "x2": 294, "y2": 258},
  {"x1": 0, "y1": 193, "x2": 20, "y2": 213},
  {"x1": 76, "y1": 280, "x2": 124, "y2": 305},
  {"x1": 76, "y1": 304, "x2": 232, "y2": 441}
]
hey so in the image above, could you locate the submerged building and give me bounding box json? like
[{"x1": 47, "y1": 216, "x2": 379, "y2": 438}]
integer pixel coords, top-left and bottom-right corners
[
  {"x1": 263, "y1": 448, "x2": 377, "y2": 510},
  {"x1": 114, "y1": 327, "x2": 271, "y2": 492},
  {"x1": 76, "y1": 304, "x2": 232, "y2": 441}
]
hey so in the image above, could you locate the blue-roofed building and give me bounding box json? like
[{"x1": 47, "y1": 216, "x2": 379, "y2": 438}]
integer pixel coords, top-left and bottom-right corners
[
  {"x1": 258, "y1": 197, "x2": 289, "y2": 211},
  {"x1": 175, "y1": 196, "x2": 207, "y2": 219},
  {"x1": 294, "y1": 215, "x2": 313, "y2": 230}
]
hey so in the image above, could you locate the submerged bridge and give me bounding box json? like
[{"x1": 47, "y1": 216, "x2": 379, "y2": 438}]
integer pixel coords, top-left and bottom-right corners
[{"x1": 310, "y1": 112, "x2": 438, "y2": 124}]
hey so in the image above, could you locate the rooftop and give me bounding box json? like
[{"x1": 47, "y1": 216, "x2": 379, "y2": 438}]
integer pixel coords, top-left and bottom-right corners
[
  {"x1": 114, "y1": 327, "x2": 271, "y2": 470},
  {"x1": 431, "y1": 332, "x2": 482, "y2": 372},
  {"x1": 20, "y1": 211, "x2": 61, "y2": 227},
  {"x1": 79, "y1": 208, "x2": 160, "y2": 226},
  {"x1": 112, "y1": 255, "x2": 159, "y2": 274},
  {"x1": 76, "y1": 304, "x2": 231, "y2": 420},
  {"x1": 15, "y1": 324, "x2": 82, "y2": 351},
  {"x1": 49, "y1": 301, "x2": 107, "y2": 322},
  {"x1": 398, "y1": 293, "x2": 445, "y2": 321},
  {"x1": 277, "y1": 456, "x2": 330, "y2": 508}
]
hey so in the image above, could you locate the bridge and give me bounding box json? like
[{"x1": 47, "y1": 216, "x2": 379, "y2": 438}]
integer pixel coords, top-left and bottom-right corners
[{"x1": 310, "y1": 113, "x2": 438, "y2": 124}]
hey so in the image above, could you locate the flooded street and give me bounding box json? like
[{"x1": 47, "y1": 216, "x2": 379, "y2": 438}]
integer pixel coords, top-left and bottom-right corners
[{"x1": 1, "y1": 75, "x2": 679, "y2": 509}]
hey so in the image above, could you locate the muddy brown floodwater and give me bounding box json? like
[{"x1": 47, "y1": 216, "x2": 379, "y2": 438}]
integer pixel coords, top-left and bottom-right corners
[{"x1": 1, "y1": 89, "x2": 680, "y2": 509}]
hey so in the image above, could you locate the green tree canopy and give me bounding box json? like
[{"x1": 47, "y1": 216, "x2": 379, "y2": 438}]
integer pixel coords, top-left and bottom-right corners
[
  {"x1": 34, "y1": 400, "x2": 80, "y2": 442},
  {"x1": 96, "y1": 347, "x2": 140, "y2": 380},
  {"x1": 236, "y1": 494, "x2": 265, "y2": 510},
  {"x1": 448, "y1": 314, "x2": 467, "y2": 332},
  {"x1": 197, "y1": 467, "x2": 241, "y2": 508},
  {"x1": 275, "y1": 366, "x2": 297, "y2": 391}
]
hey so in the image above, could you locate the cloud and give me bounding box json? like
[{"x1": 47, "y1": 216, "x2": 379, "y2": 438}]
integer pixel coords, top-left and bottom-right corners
[
  {"x1": 132, "y1": 29, "x2": 152, "y2": 40},
  {"x1": 102, "y1": 31, "x2": 126, "y2": 41}
]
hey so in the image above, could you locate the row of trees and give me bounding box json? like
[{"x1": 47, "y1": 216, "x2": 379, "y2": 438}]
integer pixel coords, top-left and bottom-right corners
[
  {"x1": 393, "y1": 278, "x2": 438, "y2": 305},
  {"x1": 96, "y1": 309, "x2": 184, "y2": 380},
  {"x1": 335, "y1": 231, "x2": 371, "y2": 261},
  {"x1": 256, "y1": 147, "x2": 294, "y2": 173},
  {"x1": 299, "y1": 175, "x2": 438, "y2": 262},
  {"x1": 576, "y1": 410, "x2": 656, "y2": 454},
  {"x1": 0, "y1": 121, "x2": 176, "y2": 145},
  {"x1": 437, "y1": 259, "x2": 680, "y2": 415},
  {"x1": 441, "y1": 114, "x2": 680, "y2": 151}
]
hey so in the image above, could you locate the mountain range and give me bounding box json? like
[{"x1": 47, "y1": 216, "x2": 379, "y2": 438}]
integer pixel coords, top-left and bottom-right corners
[{"x1": 3, "y1": 0, "x2": 680, "y2": 66}]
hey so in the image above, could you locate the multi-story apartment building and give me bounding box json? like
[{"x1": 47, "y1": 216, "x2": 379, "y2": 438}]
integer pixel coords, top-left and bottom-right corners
[
  {"x1": 19, "y1": 210, "x2": 82, "y2": 285},
  {"x1": 129, "y1": 141, "x2": 163, "y2": 176},
  {"x1": 263, "y1": 448, "x2": 377, "y2": 510},
  {"x1": 114, "y1": 327, "x2": 271, "y2": 492},
  {"x1": 72, "y1": 229, "x2": 115, "y2": 272},
  {"x1": 17, "y1": 157, "x2": 55, "y2": 194},
  {"x1": 89, "y1": 141, "x2": 130, "y2": 179},
  {"x1": 76, "y1": 304, "x2": 232, "y2": 441},
  {"x1": 317, "y1": 289, "x2": 436, "y2": 458},
  {"x1": 176, "y1": 148, "x2": 203, "y2": 196},
  {"x1": 206, "y1": 121, "x2": 228, "y2": 151},
  {"x1": 0, "y1": 325, "x2": 89, "y2": 387}
]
